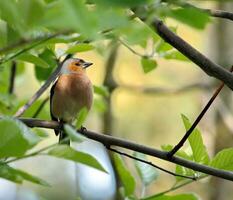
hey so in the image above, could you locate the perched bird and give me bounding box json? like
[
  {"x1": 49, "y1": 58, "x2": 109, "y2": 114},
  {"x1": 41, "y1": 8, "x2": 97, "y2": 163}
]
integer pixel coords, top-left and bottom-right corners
[{"x1": 50, "y1": 58, "x2": 93, "y2": 144}]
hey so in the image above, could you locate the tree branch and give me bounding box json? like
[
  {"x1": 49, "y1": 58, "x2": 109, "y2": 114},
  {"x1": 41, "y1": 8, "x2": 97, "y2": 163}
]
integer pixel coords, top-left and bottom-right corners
[
  {"x1": 16, "y1": 118, "x2": 233, "y2": 182},
  {"x1": 14, "y1": 54, "x2": 72, "y2": 117},
  {"x1": 162, "y1": 0, "x2": 233, "y2": 21},
  {"x1": 168, "y1": 66, "x2": 233, "y2": 157},
  {"x1": 134, "y1": 13, "x2": 233, "y2": 90},
  {"x1": 0, "y1": 30, "x2": 71, "y2": 55},
  {"x1": 119, "y1": 83, "x2": 211, "y2": 95},
  {"x1": 8, "y1": 61, "x2": 16, "y2": 94},
  {"x1": 179, "y1": 1, "x2": 233, "y2": 21},
  {"x1": 108, "y1": 146, "x2": 196, "y2": 180}
]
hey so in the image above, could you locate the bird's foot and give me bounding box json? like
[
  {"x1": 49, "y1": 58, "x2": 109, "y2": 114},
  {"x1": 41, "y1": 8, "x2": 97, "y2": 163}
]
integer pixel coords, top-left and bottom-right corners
[{"x1": 79, "y1": 126, "x2": 87, "y2": 134}]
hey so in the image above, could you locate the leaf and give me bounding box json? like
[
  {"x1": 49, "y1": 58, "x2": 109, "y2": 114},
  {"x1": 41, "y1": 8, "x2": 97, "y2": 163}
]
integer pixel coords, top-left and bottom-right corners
[
  {"x1": 0, "y1": 20, "x2": 7, "y2": 48},
  {"x1": 141, "y1": 57, "x2": 157, "y2": 73},
  {"x1": 133, "y1": 152, "x2": 158, "y2": 186},
  {"x1": 64, "y1": 124, "x2": 86, "y2": 143},
  {"x1": 210, "y1": 148, "x2": 233, "y2": 171},
  {"x1": 0, "y1": 117, "x2": 40, "y2": 158},
  {"x1": 93, "y1": 98, "x2": 107, "y2": 113},
  {"x1": 48, "y1": 145, "x2": 106, "y2": 172},
  {"x1": 93, "y1": 85, "x2": 109, "y2": 97},
  {"x1": 113, "y1": 154, "x2": 136, "y2": 196},
  {"x1": 32, "y1": 128, "x2": 49, "y2": 138},
  {"x1": 163, "y1": 51, "x2": 189, "y2": 61},
  {"x1": 35, "y1": 49, "x2": 57, "y2": 81},
  {"x1": 144, "y1": 193, "x2": 198, "y2": 200},
  {"x1": 18, "y1": 0, "x2": 45, "y2": 28},
  {"x1": 66, "y1": 43, "x2": 94, "y2": 54},
  {"x1": 17, "y1": 53, "x2": 50, "y2": 68},
  {"x1": 169, "y1": 7, "x2": 210, "y2": 29},
  {"x1": 76, "y1": 107, "x2": 88, "y2": 129},
  {"x1": 181, "y1": 114, "x2": 210, "y2": 165},
  {"x1": 0, "y1": 164, "x2": 50, "y2": 186}
]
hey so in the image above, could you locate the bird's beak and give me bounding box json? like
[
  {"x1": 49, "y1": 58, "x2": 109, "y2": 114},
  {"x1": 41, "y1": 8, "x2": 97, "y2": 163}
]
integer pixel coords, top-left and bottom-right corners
[{"x1": 83, "y1": 62, "x2": 93, "y2": 69}]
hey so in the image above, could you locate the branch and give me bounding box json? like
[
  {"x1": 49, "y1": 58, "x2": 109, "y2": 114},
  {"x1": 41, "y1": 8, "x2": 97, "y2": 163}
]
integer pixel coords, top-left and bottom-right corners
[
  {"x1": 162, "y1": 0, "x2": 233, "y2": 21},
  {"x1": 17, "y1": 118, "x2": 233, "y2": 182},
  {"x1": 180, "y1": 1, "x2": 233, "y2": 21},
  {"x1": 14, "y1": 54, "x2": 72, "y2": 117},
  {"x1": 119, "y1": 83, "x2": 211, "y2": 95},
  {"x1": 135, "y1": 13, "x2": 233, "y2": 90},
  {"x1": 168, "y1": 66, "x2": 233, "y2": 157},
  {"x1": 0, "y1": 30, "x2": 71, "y2": 55},
  {"x1": 8, "y1": 61, "x2": 16, "y2": 94},
  {"x1": 108, "y1": 147, "x2": 196, "y2": 180}
]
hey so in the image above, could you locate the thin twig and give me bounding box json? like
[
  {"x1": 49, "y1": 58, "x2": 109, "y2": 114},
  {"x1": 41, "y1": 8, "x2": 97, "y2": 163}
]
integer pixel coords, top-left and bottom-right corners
[
  {"x1": 118, "y1": 38, "x2": 144, "y2": 57},
  {"x1": 12, "y1": 118, "x2": 233, "y2": 182},
  {"x1": 14, "y1": 54, "x2": 72, "y2": 117},
  {"x1": 174, "y1": 1, "x2": 233, "y2": 21},
  {"x1": 168, "y1": 66, "x2": 233, "y2": 157},
  {"x1": 8, "y1": 61, "x2": 16, "y2": 94},
  {"x1": 32, "y1": 96, "x2": 49, "y2": 118},
  {"x1": 108, "y1": 146, "x2": 196, "y2": 180},
  {"x1": 0, "y1": 30, "x2": 71, "y2": 55},
  {"x1": 120, "y1": 83, "x2": 211, "y2": 95},
  {"x1": 142, "y1": 175, "x2": 207, "y2": 199}
]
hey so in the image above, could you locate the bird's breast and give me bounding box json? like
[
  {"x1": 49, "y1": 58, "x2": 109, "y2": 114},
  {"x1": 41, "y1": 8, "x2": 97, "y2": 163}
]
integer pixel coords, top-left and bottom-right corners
[{"x1": 51, "y1": 73, "x2": 93, "y2": 122}]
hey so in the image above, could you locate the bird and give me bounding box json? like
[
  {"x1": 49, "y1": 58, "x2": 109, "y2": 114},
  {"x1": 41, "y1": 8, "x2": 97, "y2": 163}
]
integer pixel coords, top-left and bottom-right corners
[{"x1": 50, "y1": 58, "x2": 93, "y2": 144}]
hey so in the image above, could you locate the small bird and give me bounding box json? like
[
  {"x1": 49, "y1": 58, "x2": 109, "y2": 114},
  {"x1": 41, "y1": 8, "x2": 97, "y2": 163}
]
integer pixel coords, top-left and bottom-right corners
[{"x1": 50, "y1": 58, "x2": 93, "y2": 144}]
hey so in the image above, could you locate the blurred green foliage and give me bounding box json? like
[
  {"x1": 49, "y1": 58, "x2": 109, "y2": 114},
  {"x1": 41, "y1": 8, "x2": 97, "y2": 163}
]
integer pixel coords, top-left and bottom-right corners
[{"x1": 0, "y1": 0, "x2": 232, "y2": 200}]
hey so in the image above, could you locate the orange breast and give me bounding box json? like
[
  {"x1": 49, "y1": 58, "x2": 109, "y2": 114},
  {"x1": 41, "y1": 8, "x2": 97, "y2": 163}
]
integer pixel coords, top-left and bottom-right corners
[{"x1": 51, "y1": 73, "x2": 93, "y2": 122}]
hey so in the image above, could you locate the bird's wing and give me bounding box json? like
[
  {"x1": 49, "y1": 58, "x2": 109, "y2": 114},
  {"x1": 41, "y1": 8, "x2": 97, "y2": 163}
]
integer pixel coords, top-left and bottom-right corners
[{"x1": 50, "y1": 79, "x2": 60, "y2": 136}]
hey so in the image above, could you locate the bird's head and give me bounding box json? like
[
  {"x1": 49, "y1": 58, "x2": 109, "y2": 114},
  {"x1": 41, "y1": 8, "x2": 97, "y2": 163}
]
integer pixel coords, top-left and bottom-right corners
[{"x1": 61, "y1": 58, "x2": 93, "y2": 74}]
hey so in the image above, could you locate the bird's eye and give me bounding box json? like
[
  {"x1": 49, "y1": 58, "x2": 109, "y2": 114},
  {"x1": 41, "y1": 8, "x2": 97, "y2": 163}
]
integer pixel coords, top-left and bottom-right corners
[{"x1": 75, "y1": 62, "x2": 80, "y2": 66}]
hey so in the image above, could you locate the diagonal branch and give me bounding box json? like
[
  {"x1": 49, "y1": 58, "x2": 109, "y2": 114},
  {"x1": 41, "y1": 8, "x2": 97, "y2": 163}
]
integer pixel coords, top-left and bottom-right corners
[
  {"x1": 134, "y1": 13, "x2": 233, "y2": 90},
  {"x1": 14, "y1": 54, "x2": 72, "y2": 117},
  {"x1": 16, "y1": 118, "x2": 233, "y2": 182}
]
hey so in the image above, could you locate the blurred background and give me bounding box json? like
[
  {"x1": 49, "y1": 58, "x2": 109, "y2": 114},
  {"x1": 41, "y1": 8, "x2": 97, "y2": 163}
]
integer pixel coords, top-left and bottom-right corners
[{"x1": 0, "y1": 1, "x2": 233, "y2": 200}]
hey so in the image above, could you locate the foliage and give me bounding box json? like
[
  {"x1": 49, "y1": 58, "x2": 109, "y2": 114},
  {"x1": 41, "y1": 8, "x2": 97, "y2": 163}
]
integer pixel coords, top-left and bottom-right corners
[{"x1": 0, "y1": 0, "x2": 232, "y2": 199}]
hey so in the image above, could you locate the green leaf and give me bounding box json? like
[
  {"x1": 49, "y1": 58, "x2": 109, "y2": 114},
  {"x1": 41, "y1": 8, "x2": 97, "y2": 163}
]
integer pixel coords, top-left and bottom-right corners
[
  {"x1": 144, "y1": 193, "x2": 198, "y2": 200},
  {"x1": 0, "y1": 164, "x2": 50, "y2": 186},
  {"x1": 141, "y1": 57, "x2": 157, "y2": 73},
  {"x1": 64, "y1": 124, "x2": 86, "y2": 143},
  {"x1": 48, "y1": 145, "x2": 106, "y2": 172},
  {"x1": 210, "y1": 148, "x2": 233, "y2": 171},
  {"x1": 18, "y1": 0, "x2": 45, "y2": 28},
  {"x1": 66, "y1": 43, "x2": 94, "y2": 54},
  {"x1": 181, "y1": 114, "x2": 210, "y2": 165},
  {"x1": 17, "y1": 53, "x2": 50, "y2": 68},
  {"x1": 133, "y1": 152, "x2": 158, "y2": 186},
  {"x1": 0, "y1": 117, "x2": 40, "y2": 158},
  {"x1": 93, "y1": 98, "x2": 107, "y2": 113},
  {"x1": 93, "y1": 0, "x2": 150, "y2": 8},
  {"x1": 163, "y1": 51, "x2": 189, "y2": 61},
  {"x1": 32, "y1": 128, "x2": 49, "y2": 138},
  {"x1": 169, "y1": 8, "x2": 210, "y2": 29},
  {"x1": 0, "y1": 20, "x2": 7, "y2": 48},
  {"x1": 93, "y1": 85, "x2": 109, "y2": 97},
  {"x1": 113, "y1": 154, "x2": 136, "y2": 196},
  {"x1": 35, "y1": 48, "x2": 57, "y2": 81},
  {"x1": 76, "y1": 107, "x2": 88, "y2": 129}
]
